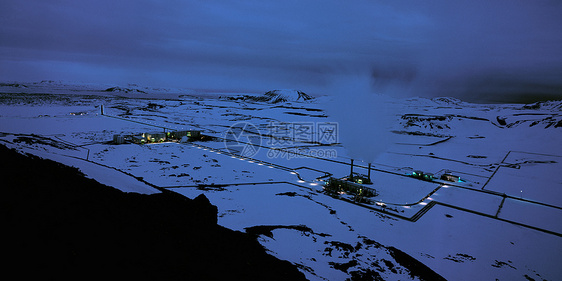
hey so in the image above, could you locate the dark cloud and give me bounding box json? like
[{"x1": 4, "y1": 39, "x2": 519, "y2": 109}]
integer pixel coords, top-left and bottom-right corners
[{"x1": 1, "y1": 0, "x2": 561, "y2": 101}]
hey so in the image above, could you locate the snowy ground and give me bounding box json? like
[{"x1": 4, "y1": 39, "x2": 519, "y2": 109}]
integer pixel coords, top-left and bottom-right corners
[{"x1": 1, "y1": 82, "x2": 561, "y2": 280}]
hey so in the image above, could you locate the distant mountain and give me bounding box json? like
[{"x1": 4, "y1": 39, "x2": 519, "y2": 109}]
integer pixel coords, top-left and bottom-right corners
[
  {"x1": 0, "y1": 82, "x2": 27, "y2": 88},
  {"x1": 261, "y1": 89, "x2": 313, "y2": 103},
  {"x1": 521, "y1": 100, "x2": 562, "y2": 111},
  {"x1": 431, "y1": 97, "x2": 465, "y2": 105},
  {"x1": 104, "y1": 86, "x2": 147, "y2": 94},
  {"x1": 221, "y1": 89, "x2": 313, "y2": 103}
]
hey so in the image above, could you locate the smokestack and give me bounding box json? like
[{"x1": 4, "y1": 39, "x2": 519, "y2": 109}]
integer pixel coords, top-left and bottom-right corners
[
  {"x1": 350, "y1": 159, "x2": 354, "y2": 180},
  {"x1": 368, "y1": 163, "x2": 371, "y2": 182}
]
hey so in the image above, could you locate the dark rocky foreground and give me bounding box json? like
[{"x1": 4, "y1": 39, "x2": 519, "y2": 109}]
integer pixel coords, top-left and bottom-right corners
[{"x1": 0, "y1": 145, "x2": 306, "y2": 281}]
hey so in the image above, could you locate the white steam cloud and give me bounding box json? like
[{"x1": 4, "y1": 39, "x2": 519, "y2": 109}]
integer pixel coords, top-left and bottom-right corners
[{"x1": 324, "y1": 77, "x2": 398, "y2": 163}]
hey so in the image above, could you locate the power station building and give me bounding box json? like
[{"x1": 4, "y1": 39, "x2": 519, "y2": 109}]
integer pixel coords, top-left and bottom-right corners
[{"x1": 113, "y1": 130, "x2": 202, "y2": 144}]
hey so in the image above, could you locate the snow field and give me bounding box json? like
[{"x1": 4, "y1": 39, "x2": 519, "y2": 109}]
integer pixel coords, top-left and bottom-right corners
[{"x1": 1, "y1": 86, "x2": 561, "y2": 280}]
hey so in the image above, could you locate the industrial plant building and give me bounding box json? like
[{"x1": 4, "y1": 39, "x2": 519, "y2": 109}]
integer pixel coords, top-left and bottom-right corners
[
  {"x1": 113, "y1": 130, "x2": 202, "y2": 145},
  {"x1": 323, "y1": 159, "x2": 378, "y2": 204}
]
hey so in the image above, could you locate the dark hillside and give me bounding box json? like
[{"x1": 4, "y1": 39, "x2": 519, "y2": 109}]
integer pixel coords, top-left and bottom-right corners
[{"x1": 0, "y1": 145, "x2": 306, "y2": 281}]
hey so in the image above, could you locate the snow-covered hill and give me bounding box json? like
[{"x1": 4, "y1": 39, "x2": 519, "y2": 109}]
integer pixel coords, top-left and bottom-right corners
[
  {"x1": 0, "y1": 82, "x2": 560, "y2": 281},
  {"x1": 221, "y1": 89, "x2": 313, "y2": 104},
  {"x1": 104, "y1": 86, "x2": 148, "y2": 94},
  {"x1": 261, "y1": 89, "x2": 313, "y2": 103}
]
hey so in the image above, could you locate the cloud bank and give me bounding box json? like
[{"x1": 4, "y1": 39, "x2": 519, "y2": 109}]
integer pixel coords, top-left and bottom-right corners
[{"x1": 1, "y1": 0, "x2": 561, "y2": 101}]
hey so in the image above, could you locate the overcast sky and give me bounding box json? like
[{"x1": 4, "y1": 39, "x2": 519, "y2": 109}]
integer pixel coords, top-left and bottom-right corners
[{"x1": 1, "y1": 0, "x2": 561, "y2": 101}]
